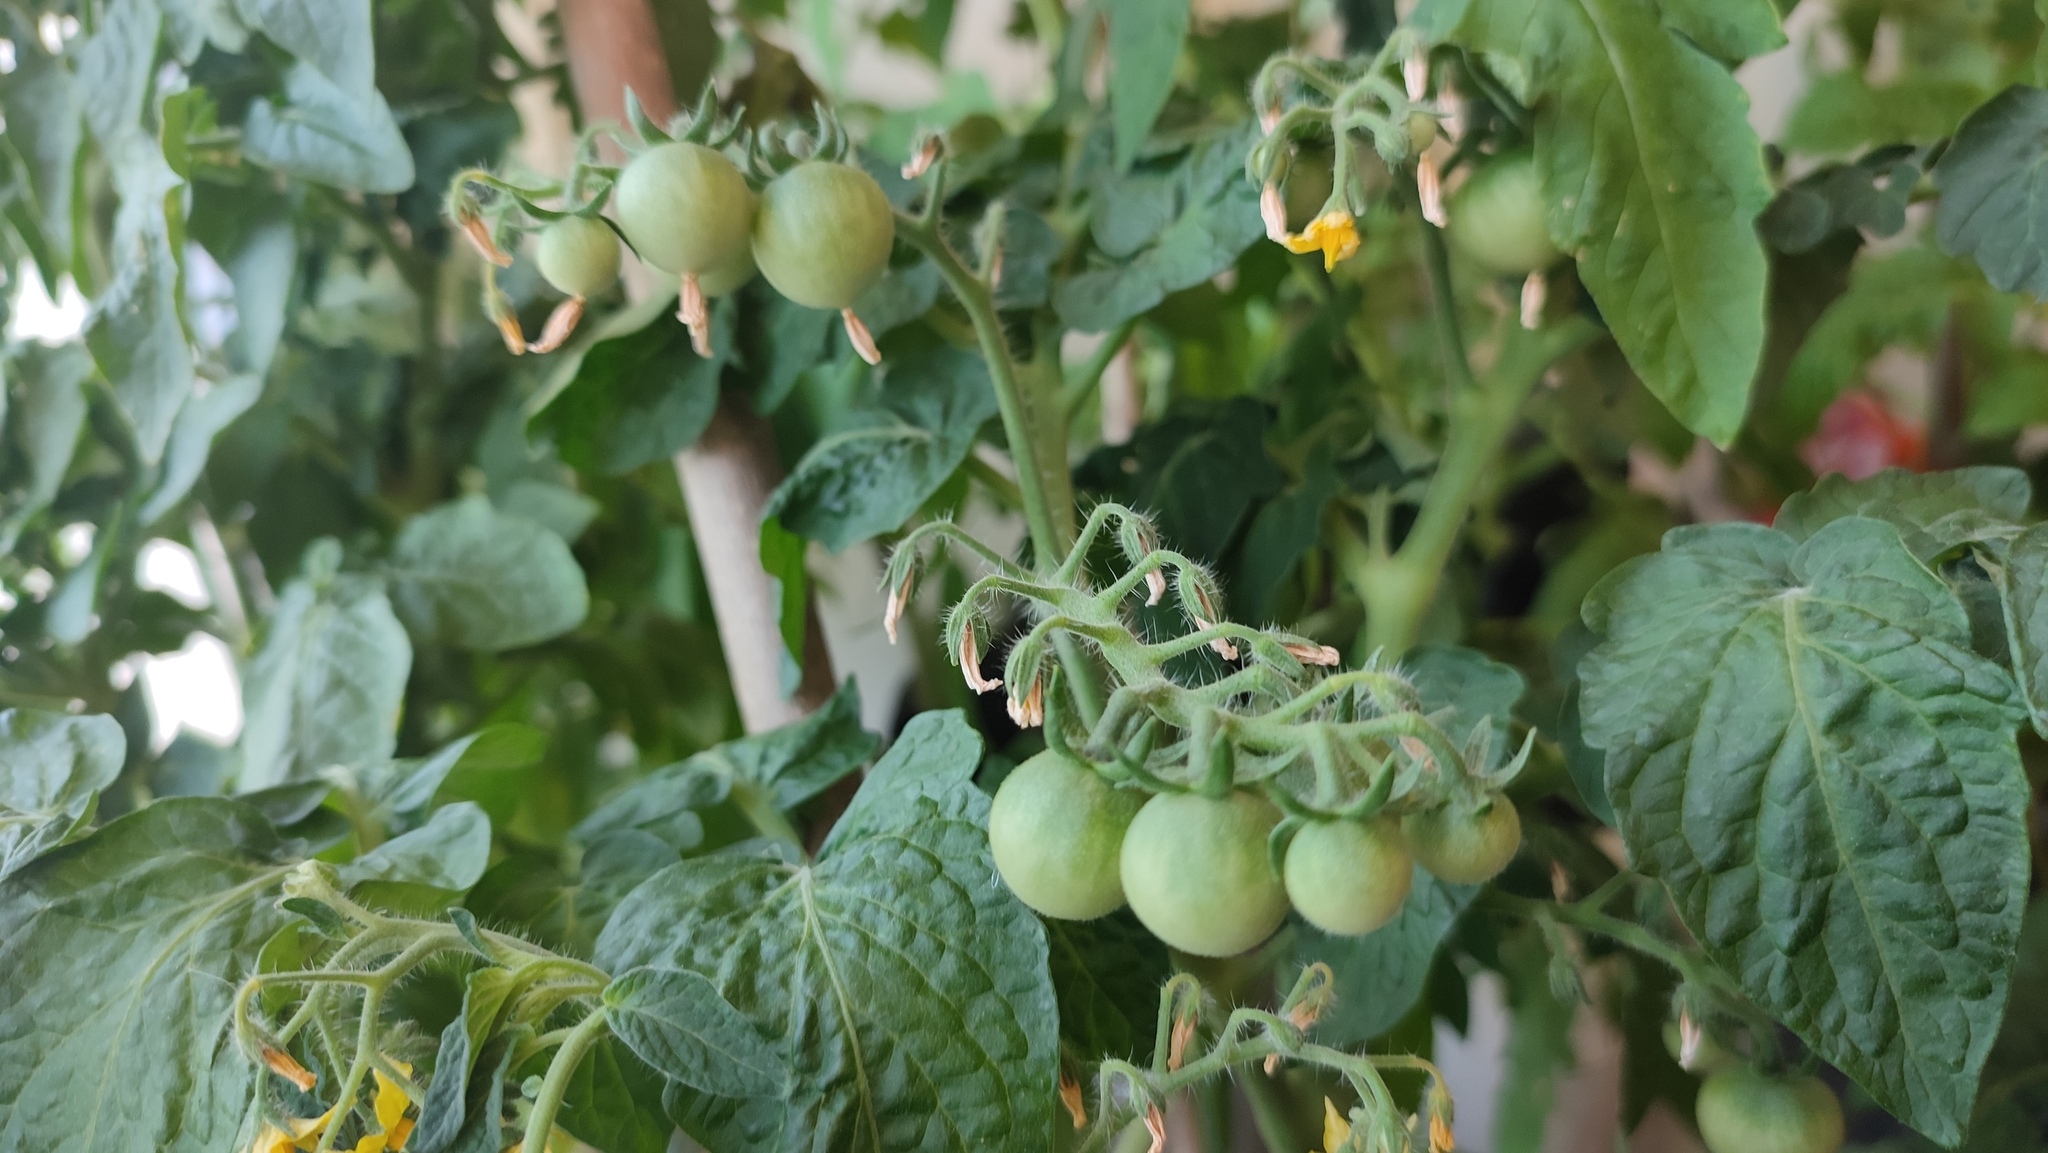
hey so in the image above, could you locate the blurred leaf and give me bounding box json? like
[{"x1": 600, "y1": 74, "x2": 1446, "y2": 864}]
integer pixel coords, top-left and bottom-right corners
[
  {"x1": 240, "y1": 544, "x2": 412, "y2": 789},
  {"x1": 369, "y1": 724, "x2": 547, "y2": 817},
  {"x1": 0, "y1": 709, "x2": 125, "y2": 881},
  {"x1": 0, "y1": 343, "x2": 93, "y2": 553},
  {"x1": 1232, "y1": 443, "x2": 1340, "y2": 621},
  {"x1": 1106, "y1": 0, "x2": 1191, "y2": 169},
  {"x1": 1494, "y1": 928, "x2": 1578, "y2": 1153},
  {"x1": 765, "y1": 346, "x2": 997, "y2": 551},
  {"x1": 739, "y1": 286, "x2": 835, "y2": 414},
  {"x1": 1768, "y1": 244, "x2": 1958, "y2": 440},
  {"x1": 237, "y1": 0, "x2": 377, "y2": 93},
  {"x1": 758, "y1": 515, "x2": 809, "y2": 695},
  {"x1": 86, "y1": 213, "x2": 194, "y2": 466},
  {"x1": 1786, "y1": 70, "x2": 1989, "y2": 156},
  {"x1": 73, "y1": 0, "x2": 161, "y2": 144},
  {"x1": 1772, "y1": 466, "x2": 2030, "y2": 562},
  {"x1": 1056, "y1": 125, "x2": 1265, "y2": 332},
  {"x1": 0, "y1": 48, "x2": 82, "y2": 280},
  {"x1": 1758, "y1": 146, "x2": 1921, "y2": 254},
  {"x1": 140, "y1": 374, "x2": 263, "y2": 524},
  {"x1": 1937, "y1": 85, "x2": 2048, "y2": 299},
  {"x1": 389, "y1": 496, "x2": 591, "y2": 652},
  {"x1": 243, "y1": 61, "x2": 417, "y2": 193},
  {"x1": 1656, "y1": 0, "x2": 1784, "y2": 62}
]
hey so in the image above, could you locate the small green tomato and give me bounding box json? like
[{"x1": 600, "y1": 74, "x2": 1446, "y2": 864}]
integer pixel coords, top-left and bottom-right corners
[
  {"x1": 1402, "y1": 798, "x2": 1521, "y2": 885},
  {"x1": 1120, "y1": 791, "x2": 1288, "y2": 957},
  {"x1": 535, "y1": 216, "x2": 621, "y2": 298},
  {"x1": 1695, "y1": 1068, "x2": 1844, "y2": 1153},
  {"x1": 1283, "y1": 819, "x2": 1413, "y2": 936},
  {"x1": 752, "y1": 161, "x2": 896, "y2": 310},
  {"x1": 613, "y1": 141, "x2": 755, "y2": 277},
  {"x1": 988, "y1": 749, "x2": 1144, "y2": 921},
  {"x1": 1446, "y1": 150, "x2": 1562, "y2": 277}
]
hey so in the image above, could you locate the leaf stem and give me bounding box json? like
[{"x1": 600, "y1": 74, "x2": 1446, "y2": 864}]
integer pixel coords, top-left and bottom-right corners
[
  {"x1": 520, "y1": 1006, "x2": 611, "y2": 1153},
  {"x1": 312, "y1": 985, "x2": 385, "y2": 1153}
]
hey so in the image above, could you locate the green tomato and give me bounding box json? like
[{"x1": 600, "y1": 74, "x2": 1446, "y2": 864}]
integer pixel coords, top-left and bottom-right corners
[
  {"x1": 1696, "y1": 1068, "x2": 1844, "y2": 1153},
  {"x1": 1446, "y1": 150, "x2": 1562, "y2": 277},
  {"x1": 614, "y1": 141, "x2": 754, "y2": 277},
  {"x1": 1402, "y1": 798, "x2": 1521, "y2": 885},
  {"x1": 535, "y1": 216, "x2": 621, "y2": 298},
  {"x1": 1405, "y1": 112, "x2": 1439, "y2": 154},
  {"x1": 1283, "y1": 819, "x2": 1413, "y2": 936},
  {"x1": 988, "y1": 749, "x2": 1143, "y2": 921},
  {"x1": 1120, "y1": 791, "x2": 1288, "y2": 957},
  {"x1": 753, "y1": 161, "x2": 896, "y2": 310}
]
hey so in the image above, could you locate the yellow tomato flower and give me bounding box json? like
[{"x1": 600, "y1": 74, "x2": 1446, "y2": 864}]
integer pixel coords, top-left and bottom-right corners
[
  {"x1": 248, "y1": 1122, "x2": 297, "y2": 1153},
  {"x1": 1320, "y1": 1097, "x2": 1351, "y2": 1153},
  {"x1": 1281, "y1": 212, "x2": 1361, "y2": 272}
]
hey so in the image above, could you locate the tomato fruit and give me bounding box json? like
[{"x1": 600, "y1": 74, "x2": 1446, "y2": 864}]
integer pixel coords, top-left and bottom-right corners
[
  {"x1": 1695, "y1": 1068, "x2": 1844, "y2": 1153},
  {"x1": 1446, "y1": 150, "x2": 1561, "y2": 277},
  {"x1": 1120, "y1": 791, "x2": 1288, "y2": 957},
  {"x1": 1402, "y1": 798, "x2": 1521, "y2": 885},
  {"x1": 1283, "y1": 819, "x2": 1413, "y2": 936},
  {"x1": 613, "y1": 141, "x2": 754, "y2": 277},
  {"x1": 752, "y1": 161, "x2": 895, "y2": 310},
  {"x1": 535, "y1": 216, "x2": 621, "y2": 298},
  {"x1": 1405, "y1": 112, "x2": 1438, "y2": 154},
  {"x1": 988, "y1": 749, "x2": 1143, "y2": 920}
]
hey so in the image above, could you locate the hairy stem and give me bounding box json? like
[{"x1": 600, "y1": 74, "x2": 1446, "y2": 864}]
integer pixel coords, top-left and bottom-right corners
[{"x1": 521, "y1": 1006, "x2": 612, "y2": 1153}]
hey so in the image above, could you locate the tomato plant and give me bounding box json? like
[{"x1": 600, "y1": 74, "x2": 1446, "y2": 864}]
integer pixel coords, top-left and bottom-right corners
[{"x1": 2, "y1": 1, "x2": 2047, "y2": 1152}]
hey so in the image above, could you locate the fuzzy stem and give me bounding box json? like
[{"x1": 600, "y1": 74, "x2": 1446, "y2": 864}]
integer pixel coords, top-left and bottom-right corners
[{"x1": 521, "y1": 1007, "x2": 612, "y2": 1153}]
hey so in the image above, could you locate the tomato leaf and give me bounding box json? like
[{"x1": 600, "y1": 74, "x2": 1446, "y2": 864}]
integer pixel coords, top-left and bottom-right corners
[
  {"x1": 528, "y1": 305, "x2": 734, "y2": 476},
  {"x1": 389, "y1": 495, "x2": 591, "y2": 652},
  {"x1": 819, "y1": 707, "x2": 985, "y2": 852},
  {"x1": 1580, "y1": 517, "x2": 2031, "y2": 1146},
  {"x1": 239, "y1": 544, "x2": 412, "y2": 790},
  {"x1": 1987, "y1": 523, "x2": 2048, "y2": 738},
  {"x1": 0, "y1": 344, "x2": 92, "y2": 554},
  {"x1": 85, "y1": 205, "x2": 194, "y2": 467},
  {"x1": 1105, "y1": 0, "x2": 1190, "y2": 170},
  {"x1": 1045, "y1": 911, "x2": 1170, "y2": 1064},
  {"x1": 338, "y1": 802, "x2": 493, "y2": 890},
  {"x1": 764, "y1": 346, "x2": 998, "y2": 551},
  {"x1": 1654, "y1": 0, "x2": 1784, "y2": 62},
  {"x1": 140, "y1": 373, "x2": 263, "y2": 525},
  {"x1": 412, "y1": 967, "x2": 520, "y2": 1153},
  {"x1": 1055, "y1": 125, "x2": 1265, "y2": 333},
  {"x1": 551, "y1": 1034, "x2": 673, "y2": 1153},
  {"x1": 594, "y1": 796, "x2": 1058, "y2": 1153},
  {"x1": 0, "y1": 798, "x2": 295, "y2": 1153},
  {"x1": 0, "y1": 709, "x2": 125, "y2": 881},
  {"x1": 242, "y1": 61, "x2": 415, "y2": 193},
  {"x1": 1444, "y1": 0, "x2": 1774, "y2": 446},
  {"x1": 604, "y1": 966, "x2": 790, "y2": 1099},
  {"x1": 1772, "y1": 466, "x2": 2031, "y2": 562},
  {"x1": 1937, "y1": 85, "x2": 2048, "y2": 298}
]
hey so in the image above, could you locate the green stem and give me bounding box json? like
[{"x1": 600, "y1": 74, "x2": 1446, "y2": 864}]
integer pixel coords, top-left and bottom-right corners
[
  {"x1": 729, "y1": 778, "x2": 803, "y2": 850},
  {"x1": 1059, "y1": 317, "x2": 1137, "y2": 417},
  {"x1": 313, "y1": 986, "x2": 385, "y2": 1153},
  {"x1": 521, "y1": 1006, "x2": 611, "y2": 1153}
]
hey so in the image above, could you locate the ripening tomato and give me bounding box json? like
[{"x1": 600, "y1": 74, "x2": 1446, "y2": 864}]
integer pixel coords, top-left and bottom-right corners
[
  {"x1": 1695, "y1": 1068, "x2": 1845, "y2": 1153},
  {"x1": 1283, "y1": 819, "x2": 1413, "y2": 936},
  {"x1": 535, "y1": 216, "x2": 621, "y2": 298},
  {"x1": 988, "y1": 749, "x2": 1143, "y2": 920},
  {"x1": 1402, "y1": 798, "x2": 1521, "y2": 885},
  {"x1": 1446, "y1": 151, "x2": 1561, "y2": 277},
  {"x1": 752, "y1": 161, "x2": 895, "y2": 310},
  {"x1": 613, "y1": 141, "x2": 754, "y2": 278},
  {"x1": 1120, "y1": 791, "x2": 1288, "y2": 957}
]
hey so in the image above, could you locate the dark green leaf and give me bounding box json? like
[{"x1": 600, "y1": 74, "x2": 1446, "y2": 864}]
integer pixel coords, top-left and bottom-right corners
[
  {"x1": 759, "y1": 514, "x2": 809, "y2": 695},
  {"x1": 1988, "y1": 524, "x2": 2048, "y2": 737},
  {"x1": 594, "y1": 798, "x2": 1057, "y2": 1153},
  {"x1": 529, "y1": 306, "x2": 732, "y2": 475},
  {"x1": 1405, "y1": 644, "x2": 1525, "y2": 752},
  {"x1": 1766, "y1": 244, "x2": 1959, "y2": 439},
  {"x1": 0, "y1": 798, "x2": 294, "y2": 1153},
  {"x1": 1580, "y1": 517, "x2": 2031, "y2": 1146},
  {"x1": 1937, "y1": 85, "x2": 2048, "y2": 298},
  {"x1": 820, "y1": 708, "x2": 985, "y2": 853},
  {"x1": 1106, "y1": 0, "x2": 1190, "y2": 169},
  {"x1": 1055, "y1": 126, "x2": 1265, "y2": 332},
  {"x1": 0, "y1": 709, "x2": 125, "y2": 881},
  {"x1": 686, "y1": 680, "x2": 875, "y2": 811},
  {"x1": 851, "y1": 259, "x2": 942, "y2": 337},
  {"x1": 338, "y1": 802, "x2": 492, "y2": 890},
  {"x1": 279, "y1": 895, "x2": 348, "y2": 936},
  {"x1": 553, "y1": 1034, "x2": 674, "y2": 1153},
  {"x1": 1759, "y1": 148, "x2": 1921, "y2": 255},
  {"x1": 413, "y1": 967, "x2": 520, "y2": 1153},
  {"x1": 1448, "y1": 0, "x2": 1775, "y2": 446},
  {"x1": 389, "y1": 495, "x2": 591, "y2": 652},
  {"x1": 1293, "y1": 869, "x2": 1478, "y2": 1046},
  {"x1": 604, "y1": 966, "x2": 790, "y2": 1098},
  {"x1": 1655, "y1": 0, "x2": 1784, "y2": 61},
  {"x1": 1045, "y1": 911, "x2": 1171, "y2": 1063},
  {"x1": 1772, "y1": 466, "x2": 2031, "y2": 562},
  {"x1": 765, "y1": 346, "x2": 998, "y2": 551},
  {"x1": 740, "y1": 287, "x2": 835, "y2": 414},
  {"x1": 573, "y1": 764, "x2": 727, "y2": 854},
  {"x1": 1231, "y1": 443, "x2": 1339, "y2": 622},
  {"x1": 1494, "y1": 928, "x2": 1578, "y2": 1153},
  {"x1": 239, "y1": 549, "x2": 412, "y2": 789},
  {"x1": 372, "y1": 725, "x2": 548, "y2": 816}
]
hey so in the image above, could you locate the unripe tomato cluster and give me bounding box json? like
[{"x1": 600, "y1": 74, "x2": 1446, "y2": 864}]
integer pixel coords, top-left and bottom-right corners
[
  {"x1": 517, "y1": 136, "x2": 897, "y2": 363},
  {"x1": 988, "y1": 749, "x2": 1523, "y2": 957}
]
